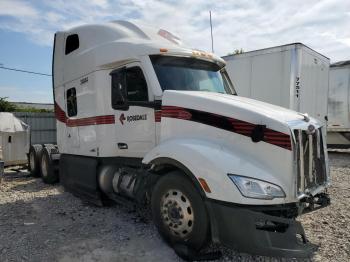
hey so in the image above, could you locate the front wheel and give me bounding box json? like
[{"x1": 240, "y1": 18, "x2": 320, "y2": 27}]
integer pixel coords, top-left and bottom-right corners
[{"x1": 151, "y1": 171, "x2": 209, "y2": 251}]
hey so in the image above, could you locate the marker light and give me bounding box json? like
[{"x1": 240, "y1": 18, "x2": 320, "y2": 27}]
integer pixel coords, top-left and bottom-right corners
[{"x1": 198, "y1": 178, "x2": 211, "y2": 193}]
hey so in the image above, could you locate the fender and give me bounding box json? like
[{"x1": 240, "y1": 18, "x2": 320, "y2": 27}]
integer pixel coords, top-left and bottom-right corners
[
  {"x1": 145, "y1": 156, "x2": 207, "y2": 198},
  {"x1": 142, "y1": 138, "x2": 295, "y2": 205}
]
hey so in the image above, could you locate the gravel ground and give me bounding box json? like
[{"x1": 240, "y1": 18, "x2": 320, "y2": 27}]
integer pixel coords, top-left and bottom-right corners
[{"x1": 0, "y1": 153, "x2": 349, "y2": 262}]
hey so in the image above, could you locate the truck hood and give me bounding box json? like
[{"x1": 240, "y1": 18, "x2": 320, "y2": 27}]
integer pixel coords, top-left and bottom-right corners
[{"x1": 162, "y1": 91, "x2": 320, "y2": 133}]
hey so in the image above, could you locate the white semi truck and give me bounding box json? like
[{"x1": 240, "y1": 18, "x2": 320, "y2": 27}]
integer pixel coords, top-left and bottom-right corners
[
  {"x1": 28, "y1": 21, "x2": 330, "y2": 259},
  {"x1": 223, "y1": 43, "x2": 330, "y2": 126},
  {"x1": 328, "y1": 60, "x2": 350, "y2": 148}
]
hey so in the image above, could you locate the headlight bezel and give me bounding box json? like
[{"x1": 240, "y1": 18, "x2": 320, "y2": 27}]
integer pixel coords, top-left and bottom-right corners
[{"x1": 228, "y1": 174, "x2": 286, "y2": 200}]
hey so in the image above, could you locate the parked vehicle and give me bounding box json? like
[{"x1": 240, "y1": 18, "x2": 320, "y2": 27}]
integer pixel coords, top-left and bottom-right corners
[
  {"x1": 223, "y1": 43, "x2": 330, "y2": 125},
  {"x1": 28, "y1": 22, "x2": 330, "y2": 259},
  {"x1": 0, "y1": 112, "x2": 30, "y2": 166},
  {"x1": 327, "y1": 60, "x2": 350, "y2": 148}
]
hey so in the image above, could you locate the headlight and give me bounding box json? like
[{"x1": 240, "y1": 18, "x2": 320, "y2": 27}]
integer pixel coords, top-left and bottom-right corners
[{"x1": 228, "y1": 175, "x2": 286, "y2": 200}]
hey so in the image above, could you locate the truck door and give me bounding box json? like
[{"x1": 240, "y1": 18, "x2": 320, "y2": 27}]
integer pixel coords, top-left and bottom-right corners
[{"x1": 110, "y1": 63, "x2": 156, "y2": 158}]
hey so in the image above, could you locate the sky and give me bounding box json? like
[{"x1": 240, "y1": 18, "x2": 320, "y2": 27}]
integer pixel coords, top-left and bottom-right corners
[{"x1": 0, "y1": 0, "x2": 350, "y2": 103}]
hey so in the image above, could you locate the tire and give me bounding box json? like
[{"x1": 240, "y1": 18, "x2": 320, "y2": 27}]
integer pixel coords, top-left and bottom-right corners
[
  {"x1": 40, "y1": 146, "x2": 59, "y2": 184},
  {"x1": 151, "y1": 171, "x2": 209, "y2": 251},
  {"x1": 28, "y1": 144, "x2": 43, "y2": 177}
]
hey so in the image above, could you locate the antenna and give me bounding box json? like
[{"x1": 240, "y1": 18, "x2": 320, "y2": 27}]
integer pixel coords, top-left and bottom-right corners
[{"x1": 209, "y1": 11, "x2": 214, "y2": 53}]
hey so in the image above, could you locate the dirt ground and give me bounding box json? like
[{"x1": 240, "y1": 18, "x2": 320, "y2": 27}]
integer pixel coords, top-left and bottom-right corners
[{"x1": 0, "y1": 153, "x2": 349, "y2": 262}]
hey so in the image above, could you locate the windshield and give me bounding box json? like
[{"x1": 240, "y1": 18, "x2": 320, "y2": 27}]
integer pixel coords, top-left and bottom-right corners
[{"x1": 150, "y1": 55, "x2": 236, "y2": 95}]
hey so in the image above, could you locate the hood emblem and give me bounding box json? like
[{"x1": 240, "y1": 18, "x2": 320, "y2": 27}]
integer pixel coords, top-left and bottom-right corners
[{"x1": 307, "y1": 124, "x2": 316, "y2": 134}]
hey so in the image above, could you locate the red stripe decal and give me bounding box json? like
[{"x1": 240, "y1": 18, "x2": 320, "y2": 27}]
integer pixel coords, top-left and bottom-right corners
[
  {"x1": 56, "y1": 102, "x2": 291, "y2": 150},
  {"x1": 55, "y1": 103, "x2": 68, "y2": 123},
  {"x1": 155, "y1": 110, "x2": 162, "y2": 122},
  {"x1": 158, "y1": 106, "x2": 292, "y2": 150},
  {"x1": 55, "y1": 102, "x2": 115, "y2": 127}
]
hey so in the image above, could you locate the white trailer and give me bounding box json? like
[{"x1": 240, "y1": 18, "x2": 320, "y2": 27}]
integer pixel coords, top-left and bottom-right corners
[
  {"x1": 27, "y1": 22, "x2": 330, "y2": 259},
  {"x1": 327, "y1": 60, "x2": 350, "y2": 148},
  {"x1": 223, "y1": 43, "x2": 330, "y2": 125}
]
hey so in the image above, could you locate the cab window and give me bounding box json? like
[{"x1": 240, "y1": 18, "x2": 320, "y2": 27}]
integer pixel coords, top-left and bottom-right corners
[
  {"x1": 66, "y1": 88, "x2": 77, "y2": 117},
  {"x1": 65, "y1": 34, "x2": 79, "y2": 55},
  {"x1": 111, "y1": 66, "x2": 149, "y2": 109},
  {"x1": 126, "y1": 67, "x2": 148, "y2": 102}
]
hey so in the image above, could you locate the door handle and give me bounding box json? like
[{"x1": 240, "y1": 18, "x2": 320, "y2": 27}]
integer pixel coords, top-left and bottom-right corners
[{"x1": 118, "y1": 143, "x2": 128, "y2": 149}]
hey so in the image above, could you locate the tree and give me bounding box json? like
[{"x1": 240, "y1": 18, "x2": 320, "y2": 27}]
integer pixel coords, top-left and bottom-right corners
[
  {"x1": 0, "y1": 97, "x2": 17, "y2": 112},
  {"x1": 15, "y1": 107, "x2": 53, "y2": 113},
  {"x1": 227, "y1": 48, "x2": 244, "y2": 56},
  {"x1": 0, "y1": 97, "x2": 53, "y2": 113}
]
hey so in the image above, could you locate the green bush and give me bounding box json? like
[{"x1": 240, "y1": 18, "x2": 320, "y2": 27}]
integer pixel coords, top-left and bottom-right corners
[
  {"x1": 0, "y1": 97, "x2": 53, "y2": 113},
  {"x1": 0, "y1": 97, "x2": 17, "y2": 112}
]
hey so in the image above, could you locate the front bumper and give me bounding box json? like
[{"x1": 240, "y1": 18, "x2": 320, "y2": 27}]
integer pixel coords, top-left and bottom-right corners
[{"x1": 205, "y1": 195, "x2": 329, "y2": 258}]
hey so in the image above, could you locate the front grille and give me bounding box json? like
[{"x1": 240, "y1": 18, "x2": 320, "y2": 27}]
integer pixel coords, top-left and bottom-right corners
[{"x1": 294, "y1": 128, "x2": 327, "y2": 194}]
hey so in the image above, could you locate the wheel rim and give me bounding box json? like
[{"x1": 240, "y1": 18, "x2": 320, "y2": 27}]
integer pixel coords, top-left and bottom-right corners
[
  {"x1": 41, "y1": 155, "x2": 48, "y2": 177},
  {"x1": 29, "y1": 152, "x2": 35, "y2": 171},
  {"x1": 160, "y1": 189, "x2": 194, "y2": 238}
]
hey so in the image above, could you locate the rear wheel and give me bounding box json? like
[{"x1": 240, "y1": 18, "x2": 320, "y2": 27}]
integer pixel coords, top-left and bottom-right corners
[
  {"x1": 151, "y1": 171, "x2": 209, "y2": 251},
  {"x1": 41, "y1": 146, "x2": 59, "y2": 184},
  {"x1": 28, "y1": 145, "x2": 43, "y2": 177}
]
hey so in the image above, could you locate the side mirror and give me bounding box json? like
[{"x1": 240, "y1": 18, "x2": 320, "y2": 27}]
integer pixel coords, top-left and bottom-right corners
[{"x1": 110, "y1": 67, "x2": 129, "y2": 110}]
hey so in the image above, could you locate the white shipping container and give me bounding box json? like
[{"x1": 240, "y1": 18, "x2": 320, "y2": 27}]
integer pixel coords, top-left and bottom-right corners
[
  {"x1": 223, "y1": 43, "x2": 330, "y2": 124},
  {"x1": 327, "y1": 61, "x2": 350, "y2": 147}
]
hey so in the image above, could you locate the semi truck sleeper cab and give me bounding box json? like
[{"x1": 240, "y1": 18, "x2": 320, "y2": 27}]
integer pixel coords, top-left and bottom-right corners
[{"x1": 28, "y1": 21, "x2": 330, "y2": 259}]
